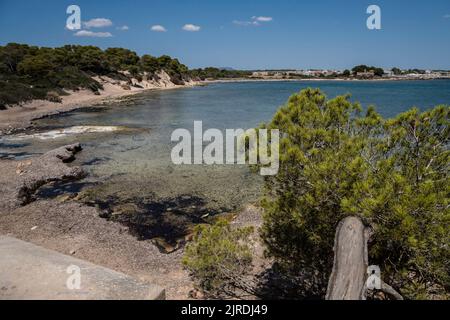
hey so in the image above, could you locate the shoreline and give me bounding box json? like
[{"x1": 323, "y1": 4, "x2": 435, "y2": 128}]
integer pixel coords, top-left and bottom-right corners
[
  {"x1": 2, "y1": 76, "x2": 449, "y2": 136},
  {"x1": 0, "y1": 76, "x2": 202, "y2": 136},
  {"x1": 204, "y1": 77, "x2": 450, "y2": 84}
]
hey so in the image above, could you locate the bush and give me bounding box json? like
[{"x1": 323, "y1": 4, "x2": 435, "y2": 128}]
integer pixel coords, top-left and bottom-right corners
[
  {"x1": 45, "y1": 91, "x2": 62, "y2": 103},
  {"x1": 182, "y1": 219, "x2": 254, "y2": 298},
  {"x1": 0, "y1": 80, "x2": 47, "y2": 106},
  {"x1": 260, "y1": 88, "x2": 449, "y2": 299}
]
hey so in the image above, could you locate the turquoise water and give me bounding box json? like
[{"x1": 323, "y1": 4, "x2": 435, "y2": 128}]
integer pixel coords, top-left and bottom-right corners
[
  {"x1": 1, "y1": 80, "x2": 449, "y2": 248},
  {"x1": 30, "y1": 79, "x2": 450, "y2": 130}
]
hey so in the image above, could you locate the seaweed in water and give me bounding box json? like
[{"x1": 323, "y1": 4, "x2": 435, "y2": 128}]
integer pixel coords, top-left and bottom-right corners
[
  {"x1": 91, "y1": 194, "x2": 231, "y2": 253},
  {"x1": 36, "y1": 180, "x2": 96, "y2": 199}
]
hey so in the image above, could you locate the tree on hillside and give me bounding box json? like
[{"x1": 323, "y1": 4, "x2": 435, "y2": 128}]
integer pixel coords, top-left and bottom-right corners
[
  {"x1": 0, "y1": 43, "x2": 38, "y2": 73},
  {"x1": 105, "y1": 48, "x2": 140, "y2": 71},
  {"x1": 0, "y1": 43, "x2": 197, "y2": 106},
  {"x1": 17, "y1": 55, "x2": 54, "y2": 78},
  {"x1": 140, "y1": 54, "x2": 159, "y2": 74}
]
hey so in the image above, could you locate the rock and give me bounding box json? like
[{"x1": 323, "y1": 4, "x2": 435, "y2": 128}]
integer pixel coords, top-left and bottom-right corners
[
  {"x1": 56, "y1": 195, "x2": 71, "y2": 203},
  {"x1": 151, "y1": 238, "x2": 179, "y2": 254},
  {"x1": 30, "y1": 226, "x2": 37, "y2": 231},
  {"x1": 184, "y1": 233, "x2": 194, "y2": 242},
  {"x1": 188, "y1": 289, "x2": 205, "y2": 300},
  {"x1": 0, "y1": 143, "x2": 85, "y2": 210},
  {"x1": 112, "y1": 203, "x2": 139, "y2": 216}
]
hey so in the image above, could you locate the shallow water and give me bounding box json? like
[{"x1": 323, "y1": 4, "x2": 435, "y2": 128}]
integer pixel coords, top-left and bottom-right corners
[{"x1": 1, "y1": 80, "x2": 449, "y2": 249}]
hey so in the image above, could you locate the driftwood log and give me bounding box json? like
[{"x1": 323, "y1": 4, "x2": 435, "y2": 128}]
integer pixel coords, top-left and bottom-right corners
[{"x1": 326, "y1": 216, "x2": 403, "y2": 300}]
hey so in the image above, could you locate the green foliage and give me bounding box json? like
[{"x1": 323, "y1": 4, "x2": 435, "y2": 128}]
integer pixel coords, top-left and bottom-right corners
[
  {"x1": 105, "y1": 48, "x2": 140, "y2": 71},
  {"x1": 189, "y1": 67, "x2": 252, "y2": 80},
  {"x1": 140, "y1": 54, "x2": 159, "y2": 74},
  {"x1": 17, "y1": 55, "x2": 53, "y2": 77},
  {"x1": 352, "y1": 65, "x2": 384, "y2": 77},
  {"x1": 391, "y1": 67, "x2": 402, "y2": 75},
  {"x1": 182, "y1": 218, "x2": 254, "y2": 297},
  {"x1": 260, "y1": 88, "x2": 449, "y2": 299},
  {"x1": 0, "y1": 79, "x2": 48, "y2": 107},
  {"x1": 0, "y1": 43, "x2": 38, "y2": 73},
  {"x1": 0, "y1": 43, "x2": 194, "y2": 106}
]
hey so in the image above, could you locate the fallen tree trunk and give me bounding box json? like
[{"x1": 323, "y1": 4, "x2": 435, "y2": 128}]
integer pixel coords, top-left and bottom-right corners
[{"x1": 326, "y1": 216, "x2": 403, "y2": 300}]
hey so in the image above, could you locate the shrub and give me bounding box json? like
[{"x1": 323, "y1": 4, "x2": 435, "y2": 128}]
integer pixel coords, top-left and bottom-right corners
[
  {"x1": 45, "y1": 91, "x2": 62, "y2": 103},
  {"x1": 259, "y1": 88, "x2": 449, "y2": 299},
  {"x1": 182, "y1": 219, "x2": 254, "y2": 298}
]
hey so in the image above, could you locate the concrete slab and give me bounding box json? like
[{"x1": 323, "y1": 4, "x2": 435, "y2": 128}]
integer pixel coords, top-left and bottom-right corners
[{"x1": 0, "y1": 236, "x2": 165, "y2": 300}]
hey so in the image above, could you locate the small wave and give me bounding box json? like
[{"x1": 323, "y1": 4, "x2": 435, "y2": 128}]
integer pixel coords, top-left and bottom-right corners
[{"x1": 7, "y1": 126, "x2": 128, "y2": 141}]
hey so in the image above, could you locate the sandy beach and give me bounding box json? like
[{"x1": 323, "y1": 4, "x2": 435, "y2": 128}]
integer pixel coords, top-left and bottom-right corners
[{"x1": 0, "y1": 73, "x2": 201, "y2": 135}]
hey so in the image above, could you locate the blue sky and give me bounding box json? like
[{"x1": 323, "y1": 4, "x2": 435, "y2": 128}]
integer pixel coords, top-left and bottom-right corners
[{"x1": 0, "y1": 0, "x2": 449, "y2": 70}]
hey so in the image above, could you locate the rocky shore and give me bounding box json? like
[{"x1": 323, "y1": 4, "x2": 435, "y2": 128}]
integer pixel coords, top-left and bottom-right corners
[
  {"x1": 0, "y1": 141, "x2": 266, "y2": 299},
  {"x1": 0, "y1": 143, "x2": 194, "y2": 299}
]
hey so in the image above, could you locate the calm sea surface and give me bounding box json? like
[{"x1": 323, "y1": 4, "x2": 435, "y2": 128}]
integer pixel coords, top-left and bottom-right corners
[{"x1": 2, "y1": 80, "x2": 449, "y2": 247}]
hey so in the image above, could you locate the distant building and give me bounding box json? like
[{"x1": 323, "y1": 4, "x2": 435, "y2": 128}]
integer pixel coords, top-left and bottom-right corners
[{"x1": 383, "y1": 69, "x2": 394, "y2": 77}]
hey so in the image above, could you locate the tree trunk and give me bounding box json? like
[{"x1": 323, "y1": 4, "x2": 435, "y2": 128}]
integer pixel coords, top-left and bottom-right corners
[
  {"x1": 326, "y1": 216, "x2": 369, "y2": 300},
  {"x1": 325, "y1": 216, "x2": 403, "y2": 300}
]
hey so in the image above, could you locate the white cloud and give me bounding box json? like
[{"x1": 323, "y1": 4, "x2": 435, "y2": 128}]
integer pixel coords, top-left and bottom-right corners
[
  {"x1": 444, "y1": 14, "x2": 450, "y2": 18},
  {"x1": 233, "y1": 16, "x2": 273, "y2": 27},
  {"x1": 182, "y1": 24, "x2": 201, "y2": 32},
  {"x1": 151, "y1": 25, "x2": 167, "y2": 32},
  {"x1": 117, "y1": 25, "x2": 129, "y2": 31},
  {"x1": 233, "y1": 20, "x2": 259, "y2": 26},
  {"x1": 83, "y1": 18, "x2": 113, "y2": 28},
  {"x1": 74, "y1": 30, "x2": 113, "y2": 38},
  {"x1": 253, "y1": 16, "x2": 273, "y2": 22}
]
